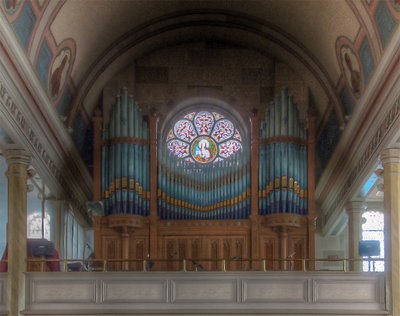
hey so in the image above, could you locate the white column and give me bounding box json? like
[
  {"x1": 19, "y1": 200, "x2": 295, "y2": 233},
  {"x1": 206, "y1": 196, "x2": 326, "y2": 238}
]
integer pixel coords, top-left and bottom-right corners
[
  {"x1": 346, "y1": 201, "x2": 364, "y2": 272},
  {"x1": 381, "y1": 148, "x2": 400, "y2": 316},
  {"x1": 4, "y1": 149, "x2": 31, "y2": 316}
]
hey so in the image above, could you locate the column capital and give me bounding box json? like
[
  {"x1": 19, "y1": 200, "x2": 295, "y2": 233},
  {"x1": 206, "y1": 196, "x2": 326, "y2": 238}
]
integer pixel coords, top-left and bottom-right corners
[
  {"x1": 345, "y1": 201, "x2": 365, "y2": 214},
  {"x1": 364, "y1": 201, "x2": 384, "y2": 212},
  {"x1": 381, "y1": 148, "x2": 400, "y2": 165},
  {"x1": 3, "y1": 149, "x2": 31, "y2": 166}
]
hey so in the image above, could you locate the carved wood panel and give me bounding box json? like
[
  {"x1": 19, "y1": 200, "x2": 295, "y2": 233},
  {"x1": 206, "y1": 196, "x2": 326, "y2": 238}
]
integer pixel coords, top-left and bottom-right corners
[
  {"x1": 260, "y1": 235, "x2": 279, "y2": 270},
  {"x1": 289, "y1": 235, "x2": 307, "y2": 271},
  {"x1": 128, "y1": 237, "x2": 147, "y2": 271},
  {"x1": 161, "y1": 238, "x2": 202, "y2": 271},
  {"x1": 94, "y1": 218, "x2": 309, "y2": 272},
  {"x1": 102, "y1": 236, "x2": 121, "y2": 271}
]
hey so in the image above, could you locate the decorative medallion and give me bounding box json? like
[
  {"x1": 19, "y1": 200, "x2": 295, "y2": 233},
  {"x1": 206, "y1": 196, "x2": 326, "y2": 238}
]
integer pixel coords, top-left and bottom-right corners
[{"x1": 191, "y1": 136, "x2": 217, "y2": 163}]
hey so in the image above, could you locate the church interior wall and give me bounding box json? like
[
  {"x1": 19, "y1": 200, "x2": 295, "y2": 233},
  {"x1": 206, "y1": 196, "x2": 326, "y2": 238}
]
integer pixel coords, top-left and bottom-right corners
[
  {"x1": 0, "y1": 2, "x2": 398, "y2": 314},
  {"x1": 91, "y1": 41, "x2": 317, "y2": 270},
  {"x1": 103, "y1": 42, "x2": 308, "y2": 124},
  {"x1": 315, "y1": 228, "x2": 349, "y2": 270},
  {"x1": 0, "y1": 40, "x2": 357, "y2": 268}
]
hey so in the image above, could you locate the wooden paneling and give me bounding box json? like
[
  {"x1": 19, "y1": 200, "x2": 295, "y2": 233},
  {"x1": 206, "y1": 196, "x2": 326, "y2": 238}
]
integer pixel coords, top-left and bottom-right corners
[
  {"x1": 102, "y1": 236, "x2": 121, "y2": 271},
  {"x1": 94, "y1": 217, "x2": 309, "y2": 271}
]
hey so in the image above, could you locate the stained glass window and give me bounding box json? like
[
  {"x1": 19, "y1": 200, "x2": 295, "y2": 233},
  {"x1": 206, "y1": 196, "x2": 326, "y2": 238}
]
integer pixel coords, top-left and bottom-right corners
[
  {"x1": 167, "y1": 110, "x2": 242, "y2": 163},
  {"x1": 361, "y1": 211, "x2": 384, "y2": 272},
  {"x1": 27, "y1": 211, "x2": 51, "y2": 240}
]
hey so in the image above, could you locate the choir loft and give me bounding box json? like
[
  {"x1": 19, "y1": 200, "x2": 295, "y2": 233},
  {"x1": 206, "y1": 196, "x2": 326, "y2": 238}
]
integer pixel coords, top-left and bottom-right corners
[{"x1": 0, "y1": 1, "x2": 399, "y2": 316}]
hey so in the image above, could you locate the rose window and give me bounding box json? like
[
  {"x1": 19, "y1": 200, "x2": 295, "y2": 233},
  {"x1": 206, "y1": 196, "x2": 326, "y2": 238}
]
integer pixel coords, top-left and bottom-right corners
[{"x1": 166, "y1": 111, "x2": 242, "y2": 163}]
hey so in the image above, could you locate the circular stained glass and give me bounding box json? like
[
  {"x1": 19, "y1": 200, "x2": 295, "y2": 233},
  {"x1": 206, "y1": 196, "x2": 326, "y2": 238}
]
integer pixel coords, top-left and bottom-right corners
[
  {"x1": 166, "y1": 110, "x2": 242, "y2": 163},
  {"x1": 191, "y1": 136, "x2": 217, "y2": 163}
]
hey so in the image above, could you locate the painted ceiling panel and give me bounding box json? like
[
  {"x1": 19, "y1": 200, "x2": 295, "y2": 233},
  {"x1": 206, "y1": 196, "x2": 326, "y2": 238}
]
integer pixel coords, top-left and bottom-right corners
[
  {"x1": 229, "y1": 0, "x2": 360, "y2": 82},
  {"x1": 50, "y1": 0, "x2": 359, "y2": 86}
]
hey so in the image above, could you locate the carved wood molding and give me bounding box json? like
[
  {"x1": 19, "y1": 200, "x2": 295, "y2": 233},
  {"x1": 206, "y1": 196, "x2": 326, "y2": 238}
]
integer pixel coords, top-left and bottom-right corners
[
  {"x1": 158, "y1": 220, "x2": 251, "y2": 229},
  {"x1": 107, "y1": 214, "x2": 144, "y2": 229},
  {"x1": 263, "y1": 213, "x2": 306, "y2": 228}
]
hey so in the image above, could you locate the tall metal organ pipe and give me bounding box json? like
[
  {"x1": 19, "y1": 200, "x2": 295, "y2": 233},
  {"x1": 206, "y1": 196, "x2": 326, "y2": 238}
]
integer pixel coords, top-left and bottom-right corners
[
  {"x1": 258, "y1": 89, "x2": 308, "y2": 215},
  {"x1": 157, "y1": 144, "x2": 250, "y2": 220},
  {"x1": 101, "y1": 88, "x2": 150, "y2": 216}
]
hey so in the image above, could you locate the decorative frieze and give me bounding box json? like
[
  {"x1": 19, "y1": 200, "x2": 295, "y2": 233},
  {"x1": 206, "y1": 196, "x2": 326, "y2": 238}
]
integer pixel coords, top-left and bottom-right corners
[
  {"x1": 325, "y1": 97, "x2": 400, "y2": 222},
  {"x1": 0, "y1": 81, "x2": 60, "y2": 178},
  {"x1": 0, "y1": 79, "x2": 88, "y2": 218}
]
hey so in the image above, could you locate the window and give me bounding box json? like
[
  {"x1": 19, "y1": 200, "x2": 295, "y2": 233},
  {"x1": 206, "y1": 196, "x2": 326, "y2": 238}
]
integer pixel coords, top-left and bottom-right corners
[
  {"x1": 361, "y1": 211, "x2": 384, "y2": 272},
  {"x1": 166, "y1": 111, "x2": 242, "y2": 164},
  {"x1": 27, "y1": 211, "x2": 51, "y2": 240},
  {"x1": 63, "y1": 210, "x2": 85, "y2": 259}
]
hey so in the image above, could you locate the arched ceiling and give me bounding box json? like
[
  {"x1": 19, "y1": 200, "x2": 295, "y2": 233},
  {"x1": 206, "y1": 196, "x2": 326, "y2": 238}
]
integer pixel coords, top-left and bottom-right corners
[
  {"x1": 50, "y1": 0, "x2": 360, "y2": 123},
  {"x1": 1, "y1": 0, "x2": 400, "y2": 228},
  {"x1": 51, "y1": 0, "x2": 358, "y2": 85},
  {"x1": 1, "y1": 0, "x2": 370, "y2": 126}
]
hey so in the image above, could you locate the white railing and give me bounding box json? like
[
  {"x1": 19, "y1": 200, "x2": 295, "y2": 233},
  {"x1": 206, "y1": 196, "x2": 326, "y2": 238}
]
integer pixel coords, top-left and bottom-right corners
[{"x1": 23, "y1": 271, "x2": 387, "y2": 316}]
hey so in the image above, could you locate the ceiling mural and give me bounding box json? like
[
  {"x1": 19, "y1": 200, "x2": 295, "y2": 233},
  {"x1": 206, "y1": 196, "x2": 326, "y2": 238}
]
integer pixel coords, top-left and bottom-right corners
[
  {"x1": 0, "y1": 0, "x2": 399, "y2": 180},
  {"x1": 374, "y1": 0, "x2": 399, "y2": 48}
]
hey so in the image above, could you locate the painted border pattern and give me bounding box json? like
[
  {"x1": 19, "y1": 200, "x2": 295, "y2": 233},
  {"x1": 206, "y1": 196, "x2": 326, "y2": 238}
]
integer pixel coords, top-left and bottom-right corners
[
  {"x1": 0, "y1": 78, "x2": 88, "y2": 219},
  {"x1": 327, "y1": 97, "x2": 400, "y2": 218}
]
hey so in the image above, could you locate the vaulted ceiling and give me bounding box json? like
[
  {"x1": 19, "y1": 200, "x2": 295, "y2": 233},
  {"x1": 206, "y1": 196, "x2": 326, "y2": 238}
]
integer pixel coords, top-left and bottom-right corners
[{"x1": 0, "y1": 0, "x2": 399, "y2": 229}]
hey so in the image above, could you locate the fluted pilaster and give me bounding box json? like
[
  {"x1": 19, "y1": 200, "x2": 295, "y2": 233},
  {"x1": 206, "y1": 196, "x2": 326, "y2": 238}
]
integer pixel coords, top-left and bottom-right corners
[
  {"x1": 346, "y1": 201, "x2": 364, "y2": 272},
  {"x1": 381, "y1": 148, "x2": 400, "y2": 316},
  {"x1": 4, "y1": 149, "x2": 31, "y2": 316}
]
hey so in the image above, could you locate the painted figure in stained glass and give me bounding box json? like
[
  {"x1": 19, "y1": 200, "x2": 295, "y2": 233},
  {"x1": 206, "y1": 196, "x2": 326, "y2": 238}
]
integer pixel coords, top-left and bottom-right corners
[
  {"x1": 192, "y1": 137, "x2": 217, "y2": 163},
  {"x1": 167, "y1": 110, "x2": 242, "y2": 163}
]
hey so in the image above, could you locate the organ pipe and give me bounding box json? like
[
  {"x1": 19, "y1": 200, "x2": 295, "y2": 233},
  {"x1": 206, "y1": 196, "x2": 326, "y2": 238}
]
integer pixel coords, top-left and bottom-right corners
[
  {"x1": 157, "y1": 146, "x2": 251, "y2": 220},
  {"x1": 101, "y1": 88, "x2": 150, "y2": 216},
  {"x1": 258, "y1": 89, "x2": 308, "y2": 216}
]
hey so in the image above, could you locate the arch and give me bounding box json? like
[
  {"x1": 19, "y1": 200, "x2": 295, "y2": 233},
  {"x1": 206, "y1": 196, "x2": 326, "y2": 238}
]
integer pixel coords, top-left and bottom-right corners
[
  {"x1": 67, "y1": 10, "x2": 340, "y2": 128},
  {"x1": 160, "y1": 96, "x2": 249, "y2": 138}
]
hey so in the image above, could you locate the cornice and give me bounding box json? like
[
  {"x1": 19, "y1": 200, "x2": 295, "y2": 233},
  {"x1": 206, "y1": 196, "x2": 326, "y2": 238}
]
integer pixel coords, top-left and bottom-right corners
[
  {"x1": 0, "y1": 11, "x2": 92, "y2": 224},
  {"x1": 317, "y1": 27, "x2": 400, "y2": 235}
]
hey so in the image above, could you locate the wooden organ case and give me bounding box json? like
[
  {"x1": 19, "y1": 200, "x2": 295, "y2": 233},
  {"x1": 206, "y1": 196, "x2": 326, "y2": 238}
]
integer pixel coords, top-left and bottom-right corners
[{"x1": 92, "y1": 88, "x2": 317, "y2": 271}]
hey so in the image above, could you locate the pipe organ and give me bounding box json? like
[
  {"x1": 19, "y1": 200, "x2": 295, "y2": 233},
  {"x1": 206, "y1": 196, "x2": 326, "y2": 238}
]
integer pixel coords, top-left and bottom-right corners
[
  {"x1": 101, "y1": 88, "x2": 150, "y2": 216},
  {"x1": 157, "y1": 109, "x2": 251, "y2": 220},
  {"x1": 258, "y1": 89, "x2": 308, "y2": 216},
  {"x1": 92, "y1": 88, "x2": 316, "y2": 270},
  {"x1": 157, "y1": 153, "x2": 251, "y2": 220}
]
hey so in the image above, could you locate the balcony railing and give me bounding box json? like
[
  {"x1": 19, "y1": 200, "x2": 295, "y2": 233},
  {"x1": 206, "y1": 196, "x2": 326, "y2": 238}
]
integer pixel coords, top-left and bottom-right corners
[{"x1": 21, "y1": 257, "x2": 385, "y2": 273}]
